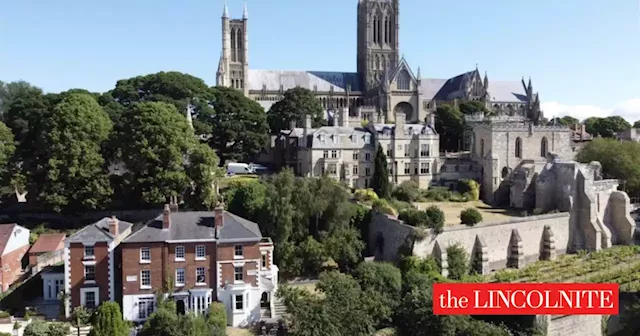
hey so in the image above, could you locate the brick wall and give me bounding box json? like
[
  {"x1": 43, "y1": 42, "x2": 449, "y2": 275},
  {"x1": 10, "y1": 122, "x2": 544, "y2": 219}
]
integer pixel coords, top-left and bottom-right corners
[
  {"x1": 69, "y1": 242, "x2": 109, "y2": 308},
  {"x1": 218, "y1": 242, "x2": 260, "y2": 287},
  {"x1": 0, "y1": 244, "x2": 28, "y2": 292}
]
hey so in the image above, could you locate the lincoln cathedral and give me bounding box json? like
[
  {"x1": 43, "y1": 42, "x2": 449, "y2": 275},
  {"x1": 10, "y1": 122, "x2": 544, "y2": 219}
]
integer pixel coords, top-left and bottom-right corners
[{"x1": 216, "y1": 0, "x2": 583, "y2": 208}]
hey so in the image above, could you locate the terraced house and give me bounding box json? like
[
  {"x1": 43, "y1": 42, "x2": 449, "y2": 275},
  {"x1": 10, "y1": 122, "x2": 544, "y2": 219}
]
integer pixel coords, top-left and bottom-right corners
[
  {"x1": 64, "y1": 216, "x2": 133, "y2": 316},
  {"x1": 119, "y1": 204, "x2": 278, "y2": 327}
]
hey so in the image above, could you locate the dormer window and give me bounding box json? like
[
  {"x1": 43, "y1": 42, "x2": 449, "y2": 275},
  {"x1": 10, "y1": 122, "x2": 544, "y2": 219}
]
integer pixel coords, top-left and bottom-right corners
[{"x1": 364, "y1": 135, "x2": 371, "y2": 144}]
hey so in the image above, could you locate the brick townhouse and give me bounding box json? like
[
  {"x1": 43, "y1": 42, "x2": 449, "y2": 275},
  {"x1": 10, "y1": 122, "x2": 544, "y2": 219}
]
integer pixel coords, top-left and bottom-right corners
[
  {"x1": 120, "y1": 204, "x2": 278, "y2": 327},
  {"x1": 63, "y1": 217, "x2": 132, "y2": 317},
  {"x1": 0, "y1": 224, "x2": 30, "y2": 292}
]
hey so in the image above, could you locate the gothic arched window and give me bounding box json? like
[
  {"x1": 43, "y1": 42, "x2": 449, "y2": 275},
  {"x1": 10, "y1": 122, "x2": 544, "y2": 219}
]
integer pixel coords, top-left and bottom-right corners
[
  {"x1": 480, "y1": 139, "x2": 485, "y2": 157},
  {"x1": 397, "y1": 70, "x2": 410, "y2": 90},
  {"x1": 236, "y1": 30, "x2": 243, "y2": 63},
  {"x1": 541, "y1": 137, "x2": 548, "y2": 157},
  {"x1": 373, "y1": 16, "x2": 379, "y2": 44},
  {"x1": 515, "y1": 137, "x2": 523, "y2": 158},
  {"x1": 384, "y1": 16, "x2": 389, "y2": 44},
  {"x1": 230, "y1": 29, "x2": 237, "y2": 62},
  {"x1": 375, "y1": 55, "x2": 380, "y2": 70},
  {"x1": 377, "y1": 15, "x2": 382, "y2": 44}
]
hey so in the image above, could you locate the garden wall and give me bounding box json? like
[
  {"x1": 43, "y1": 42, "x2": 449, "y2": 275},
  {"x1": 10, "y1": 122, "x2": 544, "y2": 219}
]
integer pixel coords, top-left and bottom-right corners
[{"x1": 369, "y1": 211, "x2": 571, "y2": 272}]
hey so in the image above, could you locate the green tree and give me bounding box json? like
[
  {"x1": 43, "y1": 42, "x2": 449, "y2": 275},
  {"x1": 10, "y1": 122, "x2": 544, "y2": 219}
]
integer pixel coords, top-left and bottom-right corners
[
  {"x1": 32, "y1": 93, "x2": 113, "y2": 212},
  {"x1": 206, "y1": 302, "x2": 227, "y2": 329},
  {"x1": 446, "y1": 244, "x2": 469, "y2": 280},
  {"x1": 323, "y1": 226, "x2": 365, "y2": 273},
  {"x1": 0, "y1": 121, "x2": 15, "y2": 186},
  {"x1": 577, "y1": 138, "x2": 640, "y2": 195},
  {"x1": 267, "y1": 87, "x2": 325, "y2": 134},
  {"x1": 425, "y1": 205, "x2": 445, "y2": 234},
  {"x1": 198, "y1": 86, "x2": 269, "y2": 164},
  {"x1": 89, "y1": 301, "x2": 130, "y2": 336},
  {"x1": 460, "y1": 208, "x2": 483, "y2": 226},
  {"x1": 0, "y1": 81, "x2": 40, "y2": 119},
  {"x1": 298, "y1": 236, "x2": 327, "y2": 275},
  {"x1": 549, "y1": 115, "x2": 579, "y2": 126},
  {"x1": 116, "y1": 101, "x2": 194, "y2": 205},
  {"x1": 584, "y1": 116, "x2": 631, "y2": 138},
  {"x1": 185, "y1": 142, "x2": 220, "y2": 210},
  {"x1": 372, "y1": 145, "x2": 391, "y2": 199},
  {"x1": 435, "y1": 104, "x2": 464, "y2": 152},
  {"x1": 70, "y1": 306, "x2": 92, "y2": 336},
  {"x1": 391, "y1": 180, "x2": 421, "y2": 202},
  {"x1": 458, "y1": 100, "x2": 489, "y2": 115},
  {"x1": 634, "y1": 120, "x2": 640, "y2": 129},
  {"x1": 225, "y1": 180, "x2": 267, "y2": 222}
]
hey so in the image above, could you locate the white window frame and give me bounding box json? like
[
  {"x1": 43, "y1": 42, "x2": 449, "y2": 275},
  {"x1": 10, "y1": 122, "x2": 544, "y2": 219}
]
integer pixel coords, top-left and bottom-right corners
[
  {"x1": 140, "y1": 247, "x2": 151, "y2": 264},
  {"x1": 83, "y1": 245, "x2": 95, "y2": 259},
  {"x1": 234, "y1": 245, "x2": 243, "y2": 259},
  {"x1": 140, "y1": 270, "x2": 151, "y2": 289},
  {"x1": 234, "y1": 266, "x2": 244, "y2": 283},
  {"x1": 352, "y1": 152, "x2": 359, "y2": 160},
  {"x1": 175, "y1": 246, "x2": 185, "y2": 261},
  {"x1": 261, "y1": 253, "x2": 267, "y2": 270},
  {"x1": 175, "y1": 268, "x2": 185, "y2": 287},
  {"x1": 137, "y1": 296, "x2": 155, "y2": 320},
  {"x1": 352, "y1": 164, "x2": 358, "y2": 176},
  {"x1": 195, "y1": 245, "x2": 206, "y2": 260},
  {"x1": 80, "y1": 287, "x2": 99, "y2": 309},
  {"x1": 84, "y1": 265, "x2": 96, "y2": 283},
  {"x1": 195, "y1": 267, "x2": 206, "y2": 286},
  {"x1": 234, "y1": 294, "x2": 244, "y2": 312},
  {"x1": 331, "y1": 150, "x2": 338, "y2": 158},
  {"x1": 323, "y1": 150, "x2": 328, "y2": 158}
]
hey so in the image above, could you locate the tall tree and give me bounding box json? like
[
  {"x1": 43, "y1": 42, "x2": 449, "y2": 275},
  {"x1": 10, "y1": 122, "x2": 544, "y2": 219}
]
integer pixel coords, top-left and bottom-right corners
[
  {"x1": 458, "y1": 100, "x2": 489, "y2": 115},
  {"x1": 32, "y1": 93, "x2": 113, "y2": 212},
  {"x1": 267, "y1": 87, "x2": 325, "y2": 134},
  {"x1": 184, "y1": 142, "x2": 220, "y2": 210},
  {"x1": 0, "y1": 80, "x2": 40, "y2": 120},
  {"x1": 198, "y1": 86, "x2": 269, "y2": 165},
  {"x1": 577, "y1": 138, "x2": 640, "y2": 195},
  {"x1": 372, "y1": 145, "x2": 391, "y2": 199},
  {"x1": 0, "y1": 121, "x2": 15, "y2": 186},
  {"x1": 434, "y1": 104, "x2": 464, "y2": 152},
  {"x1": 89, "y1": 302, "x2": 130, "y2": 336},
  {"x1": 594, "y1": 116, "x2": 631, "y2": 138},
  {"x1": 116, "y1": 101, "x2": 194, "y2": 205}
]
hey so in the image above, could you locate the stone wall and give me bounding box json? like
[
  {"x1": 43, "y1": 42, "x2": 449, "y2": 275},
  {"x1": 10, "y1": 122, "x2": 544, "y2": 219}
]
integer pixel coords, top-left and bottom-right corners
[
  {"x1": 543, "y1": 315, "x2": 602, "y2": 336},
  {"x1": 369, "y1": 212, "x2": 571, "y2": 273}
]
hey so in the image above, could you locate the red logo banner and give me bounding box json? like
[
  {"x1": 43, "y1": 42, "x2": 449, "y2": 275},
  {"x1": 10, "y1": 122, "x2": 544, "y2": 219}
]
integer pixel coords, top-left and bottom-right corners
[{"x1": 433, "y1": 283, "x2": 619, "y2": 315}]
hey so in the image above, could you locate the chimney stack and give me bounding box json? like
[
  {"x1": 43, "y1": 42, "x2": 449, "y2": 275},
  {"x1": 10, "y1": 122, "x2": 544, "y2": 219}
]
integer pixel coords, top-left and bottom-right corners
[
  {"x1": 108, "y1": 216, "x2": 119, "y2": 236},
  {"x1": 395, "y1": 111, "x2": 406, "y2": 130},
  {"x1": 162, "y1": 204, "x2": 171, "y2": 230},
  {"x1": 214, "y1": 205, "x2": 224, "y2": 238},
  {"x1": 339, "y1": 107, "x2": 348, "y2": 127},
  {"x1": 169, "y1": 196, "x2": 179, "y2": 212},
  {"x1": 304, "y1": 115, "x2": 312, "y2": 129}
]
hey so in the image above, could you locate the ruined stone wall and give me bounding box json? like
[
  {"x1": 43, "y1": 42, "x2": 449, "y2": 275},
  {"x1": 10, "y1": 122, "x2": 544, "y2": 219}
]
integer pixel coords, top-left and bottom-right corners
[
  {"x1": 544, "y1": 315, "x2": 602, "y2": 336},
  {"x1": 368, "y1": 212, "x2": 417, "y2": 262}
]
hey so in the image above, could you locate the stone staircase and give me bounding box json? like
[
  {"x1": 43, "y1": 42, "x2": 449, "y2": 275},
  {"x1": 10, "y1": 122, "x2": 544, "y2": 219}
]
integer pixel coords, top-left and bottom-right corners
[
  {"x1": 272, "y1": 298, "x2": 287, "y2": 319},
  {"x1": 260, "y1": 308, "x2": 271, "y2": 320}
]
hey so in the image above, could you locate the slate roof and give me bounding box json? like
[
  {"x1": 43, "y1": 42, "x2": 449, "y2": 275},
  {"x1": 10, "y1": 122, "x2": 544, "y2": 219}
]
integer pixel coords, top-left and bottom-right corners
[
  {"x1": 122, "y1": 211, "x2": 262, "y2": 243},
  {"x1": 30, "y1": 233, "x2": 65, "y2": 254},
  {"x1": 248, "y1": 70, "x2": 361, "y2": 92},
  {"x1": 66, "y1": 217, "x2": 133, "y2": 244},
  {"x1": 0, "y1": 224, "x2": 17, "y2": 255},
  {"x1": 372, "y1": 124, "x2": 437, "y2": 136}
]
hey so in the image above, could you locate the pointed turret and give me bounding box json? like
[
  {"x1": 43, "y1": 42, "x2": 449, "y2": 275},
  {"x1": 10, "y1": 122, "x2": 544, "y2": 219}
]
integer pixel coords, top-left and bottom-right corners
[
  {"x1": 527, "y1": 77, "x2": 533, "y2": 94},
  {"x1": 416, "y1": 66, "x2": 421, "y2": 79},
  {"x1": 483, "y1": 71, "x2": 489, "y2": 89},
  {"x1": 243, "y1": 0, "x2": 248, "y2": 19},
  {"x1": 222, "y1": 0, "x2": 228, "y2": 18}
]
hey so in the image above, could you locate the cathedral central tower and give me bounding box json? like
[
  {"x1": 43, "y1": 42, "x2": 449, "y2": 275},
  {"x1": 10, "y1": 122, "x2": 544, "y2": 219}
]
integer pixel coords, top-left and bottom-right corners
[{"x1": 357, "y1": 0, "x2": 400, "y2": 93}]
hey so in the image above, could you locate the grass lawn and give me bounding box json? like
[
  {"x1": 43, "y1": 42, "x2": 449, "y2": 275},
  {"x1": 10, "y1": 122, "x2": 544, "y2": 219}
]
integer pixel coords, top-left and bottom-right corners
[
  {"x1": 290, "y1": 282, "x2": 318, "y2": 294},
  {"x1": 219, "y1": 174, "x2": 259, "y2": 189},
  {"x1": 413, "y1": 200, "x2": 521, "y2": 226}
]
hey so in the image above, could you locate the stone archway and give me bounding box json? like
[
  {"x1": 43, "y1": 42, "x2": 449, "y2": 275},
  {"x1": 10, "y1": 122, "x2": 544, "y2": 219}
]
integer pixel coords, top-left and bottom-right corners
[{"x1": 394, "y1": 102, "x2": 414, "y2": 121}]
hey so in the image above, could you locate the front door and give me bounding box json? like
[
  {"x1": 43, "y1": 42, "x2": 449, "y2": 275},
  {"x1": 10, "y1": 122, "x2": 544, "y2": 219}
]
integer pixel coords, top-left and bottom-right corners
[{"x1": 176, "y1": 299, "x2": 186, "y2": 315}]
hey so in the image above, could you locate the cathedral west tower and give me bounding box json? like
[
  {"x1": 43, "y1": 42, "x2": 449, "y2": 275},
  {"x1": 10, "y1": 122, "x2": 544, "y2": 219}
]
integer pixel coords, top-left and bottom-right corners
[
  {"x1": 217, "y1": 1, "x2": 249, "y2": 95},
  {"x1": 357, "y1": 0, "x2": 400, "y2": 93}
]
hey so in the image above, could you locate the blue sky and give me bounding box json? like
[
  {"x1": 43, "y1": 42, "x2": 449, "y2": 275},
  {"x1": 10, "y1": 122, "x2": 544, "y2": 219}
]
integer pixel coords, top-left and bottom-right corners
[{"x1": 1, "y1": 0, "x2": 639, "y2": 121}]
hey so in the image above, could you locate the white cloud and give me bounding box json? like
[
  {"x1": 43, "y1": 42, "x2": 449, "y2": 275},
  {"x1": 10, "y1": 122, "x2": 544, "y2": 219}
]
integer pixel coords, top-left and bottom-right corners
[{"x1": 541, "y1": 98, "x2": 640, "y2": 123}]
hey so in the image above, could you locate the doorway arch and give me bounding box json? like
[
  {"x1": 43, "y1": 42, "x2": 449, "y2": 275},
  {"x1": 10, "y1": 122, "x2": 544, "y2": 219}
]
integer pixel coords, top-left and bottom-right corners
[{"x1": 393, "y1": 102, "x2": 414, "y2": 121}]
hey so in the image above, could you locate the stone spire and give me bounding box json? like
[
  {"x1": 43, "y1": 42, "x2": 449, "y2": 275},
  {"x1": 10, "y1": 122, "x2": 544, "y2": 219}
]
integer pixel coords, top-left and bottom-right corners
[
  {"x1": 416, "y1": 66, "x2": 421, "y2": 78},
  {"x1": 222, "y1": 0, "x2": 228, "y2": 18},
  {"x1": 243, "y1": 0, "x2": 248, "y2": 19},
  {"x1": 483, "y1": 71, "x2": 489, "y2": 89},
  {"x1": 186, "y1": 101, "x2": 194, "y2": 130}
]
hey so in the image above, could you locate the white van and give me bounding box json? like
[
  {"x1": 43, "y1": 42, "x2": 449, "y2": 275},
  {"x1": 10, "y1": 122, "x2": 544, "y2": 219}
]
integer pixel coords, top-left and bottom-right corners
[{"x1": 227, "y1": 162, "x2": 253, "y2": 175}]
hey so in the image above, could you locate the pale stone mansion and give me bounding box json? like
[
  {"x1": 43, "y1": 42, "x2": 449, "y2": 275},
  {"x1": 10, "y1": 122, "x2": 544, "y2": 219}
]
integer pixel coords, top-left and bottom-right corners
[{"x1": 215, "y1": 0, "x2": 583, "y2": 207}]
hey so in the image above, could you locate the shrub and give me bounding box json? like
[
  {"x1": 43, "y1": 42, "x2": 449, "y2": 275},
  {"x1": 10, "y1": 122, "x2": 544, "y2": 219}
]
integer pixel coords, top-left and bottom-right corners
[
  {"x1": 89, "y1": 301, "x2": 129, "y2": 336},
  {"x1": 23, "y1": 310, "x2": 32, "y2": 320},
  {"x1": 391, "y1": 181, "x2": 421, "y2": 202},
  {"x1": 460, "y1": 208, "x2": 482, "y2": 226},
  {"x1": 456, "y1": 179, "x2": 480, "y2": 201},
  {"x1": 424, "y1": 186, "x2": 451, "y2": 201},
  {"x1": 372, "y1": 199, "x2": 397, "y2": 216},
  {"x1": 0, "y1": 332, "x2": 11, "y2": 336},
  {"x1": 207, "y1": 302, "x2": 227, "y2": 329},
  {"x1": 398, "y1": 209, "x2": 430, "y2": 227},
  {"x1": 425, "y1": 206, "x2": 445, "y2": 234},
  {"x1": 354, "y1": 188, "x2": 379, "y2": 202},
  {"x1": 48, "y1": 322, "x2": 70, "y2": 336},
  {"x1": 0, "y1": 311, "x2": 10, "y2": 318},
  {"x1": 446, "y1": 244, "x2": 469, "y2": 280}
]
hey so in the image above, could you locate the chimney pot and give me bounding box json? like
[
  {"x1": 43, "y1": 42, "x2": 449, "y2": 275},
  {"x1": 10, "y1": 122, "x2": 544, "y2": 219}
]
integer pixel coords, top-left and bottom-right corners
[
  {"x1": 214, "y1": 206, "x2": 224, "y2": 238},
  {"x1": 163, "y1": 204, "x2": 171, "y2": 230},
  {"x1": 108, "y1": 216, "x2": 119, "y2": 236},
  {"x1": 304, "y1": 115, "x2": 312, "y2": 129},
  {"x1": 169, "y1": 196, "x2": 179, "y2": 212}
]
